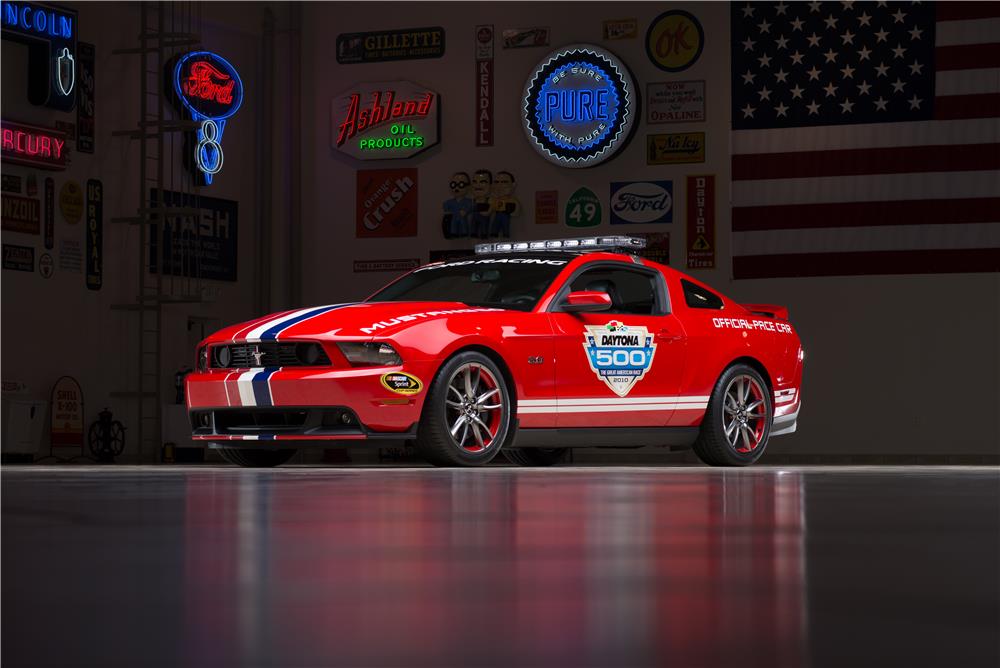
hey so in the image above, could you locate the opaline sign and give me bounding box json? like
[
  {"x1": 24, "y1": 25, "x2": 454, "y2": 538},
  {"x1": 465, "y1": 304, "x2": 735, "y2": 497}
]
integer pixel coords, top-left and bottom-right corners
[{"x1": 522, "y1": 44, "x2": 636, "y2": 168}]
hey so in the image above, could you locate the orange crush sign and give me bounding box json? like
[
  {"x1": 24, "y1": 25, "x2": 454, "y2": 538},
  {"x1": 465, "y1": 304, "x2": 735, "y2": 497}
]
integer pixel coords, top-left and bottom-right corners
[
  {"x1": 50, "y1": 375, "x2": 84, "y2": 447},
  {"x1": 645, "y1": 10, "x2": 705, "y2": 73}
]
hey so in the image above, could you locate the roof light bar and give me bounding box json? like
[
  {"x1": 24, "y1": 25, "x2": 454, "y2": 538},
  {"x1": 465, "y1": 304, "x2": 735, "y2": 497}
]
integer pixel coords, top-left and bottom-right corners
[{"x1": 475, "y1": 236, "x2": 646, "y2": 255}]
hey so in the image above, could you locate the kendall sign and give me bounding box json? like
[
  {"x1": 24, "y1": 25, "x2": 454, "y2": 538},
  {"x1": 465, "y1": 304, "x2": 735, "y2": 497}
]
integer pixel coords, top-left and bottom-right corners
[{"x1": 331, "y1": 81, "x2": 440, "y2": 160}]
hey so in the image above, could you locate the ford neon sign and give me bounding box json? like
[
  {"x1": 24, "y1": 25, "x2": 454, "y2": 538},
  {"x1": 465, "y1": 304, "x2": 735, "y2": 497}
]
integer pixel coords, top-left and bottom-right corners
[{"x1": 171, "y1": 51, "x2": 243, "y2": 185}]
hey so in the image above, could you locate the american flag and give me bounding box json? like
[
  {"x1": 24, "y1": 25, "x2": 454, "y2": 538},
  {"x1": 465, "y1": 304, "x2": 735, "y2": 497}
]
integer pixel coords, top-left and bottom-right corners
[{"x1": 730, "y1": 1, "x2": 1000, "y2": 278}]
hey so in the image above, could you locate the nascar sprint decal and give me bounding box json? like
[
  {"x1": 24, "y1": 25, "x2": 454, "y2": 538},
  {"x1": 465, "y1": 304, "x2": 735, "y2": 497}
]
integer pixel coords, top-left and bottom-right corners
[
  {"x1": 380, "y1": 372, "x2": 423, "y2": 395},
  {"x1": 582, "y1": 320, "x2": 657, "y2": 397}
]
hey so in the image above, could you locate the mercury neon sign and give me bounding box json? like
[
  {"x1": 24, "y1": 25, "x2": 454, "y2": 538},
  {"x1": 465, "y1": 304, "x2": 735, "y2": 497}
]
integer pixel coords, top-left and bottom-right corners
[
  {"x1": 0, "y1": 119, "x2": 67, "y2": 169},
  {"x1": 522, "y1": 44, "x2": 636, "y2": 168},
  {"x1": 171, "y1": 51, "x2": 243, "y2": 185},
  {"x1": 1, "y1": 1, "x2": 77, "y2": 111},
  {"x1": 331, "y1": 81, "x2": 439, "y2": 160}
]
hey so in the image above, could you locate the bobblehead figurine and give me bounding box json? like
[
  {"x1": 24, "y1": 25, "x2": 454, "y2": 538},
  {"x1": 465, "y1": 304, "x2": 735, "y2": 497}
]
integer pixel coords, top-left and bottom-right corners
[
  {"x1": 442, "y1": 171, "x2": 473, "y2": 238},
  {"x1": 490, "y1": 171, "x2": 519, "y2": 238},
  {"x1": 471, "y1": 169, "x2": 493, "y2": 239}
]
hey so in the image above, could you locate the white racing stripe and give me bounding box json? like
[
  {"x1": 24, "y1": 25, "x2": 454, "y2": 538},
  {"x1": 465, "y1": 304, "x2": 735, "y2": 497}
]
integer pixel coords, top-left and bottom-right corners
[
  {"x1": 243, "y1": 308, "x2": 319, "y2": 342},
  {"x1": 518, "y1": 396, "x2": 709, "y2": 414},
  {"x1": 519, "y1": 396, "x2": 709, "y2": 407},
  {"x1": 237, "y1": 368, "x2": 262, "y2": 406}
]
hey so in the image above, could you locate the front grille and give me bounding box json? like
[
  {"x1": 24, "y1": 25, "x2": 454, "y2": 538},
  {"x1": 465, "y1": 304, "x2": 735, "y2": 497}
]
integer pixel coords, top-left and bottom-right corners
[
  {"x1": 191, "y1": 407, "x2": 363, "y2": 436},
  {"x1": 211, "y1": 342, "x2": 331, "y2": 368}
]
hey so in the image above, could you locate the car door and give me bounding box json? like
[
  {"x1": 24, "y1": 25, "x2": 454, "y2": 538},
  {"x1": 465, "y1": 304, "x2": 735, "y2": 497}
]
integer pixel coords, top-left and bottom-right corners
[{"x1": 545, "y1": 261, "x2": 688, "y2": 427}]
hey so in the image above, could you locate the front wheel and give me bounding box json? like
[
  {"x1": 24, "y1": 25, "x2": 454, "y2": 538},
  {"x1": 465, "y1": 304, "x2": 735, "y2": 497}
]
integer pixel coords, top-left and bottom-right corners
[
  {"x1": 217, "y1": 448, "x2": 297, "y2": 468},
  {"x1": 416, "y1": 352, "x2": 513, "y2": 466},
  {"x1": 692, "y1": 365, "x2": 772, "y2": 466}
]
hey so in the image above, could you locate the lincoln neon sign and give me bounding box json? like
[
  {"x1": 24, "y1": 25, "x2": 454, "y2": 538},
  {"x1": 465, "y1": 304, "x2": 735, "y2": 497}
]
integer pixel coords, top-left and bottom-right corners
[
  {"x1": 1, "y1": 1, "x2": 77, "y2": 110},
  {"x1": 172, "y1": 51, "x2": 243, "y2": 185},
  {"x1": 522, "y1": 45, "x2": 636, "y2": 168}
]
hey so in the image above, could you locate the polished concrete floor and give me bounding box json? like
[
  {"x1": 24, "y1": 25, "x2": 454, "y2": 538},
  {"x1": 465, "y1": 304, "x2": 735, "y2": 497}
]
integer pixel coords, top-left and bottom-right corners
[{"x1": 2, "y1": 465, "x2": 998, "y2": 668}]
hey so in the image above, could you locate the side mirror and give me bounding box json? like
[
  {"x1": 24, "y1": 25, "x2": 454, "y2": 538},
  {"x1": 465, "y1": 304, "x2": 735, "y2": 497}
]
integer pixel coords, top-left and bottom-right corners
[{"x1": 561, "y1": 290, "x2": 612, "y2": 313}]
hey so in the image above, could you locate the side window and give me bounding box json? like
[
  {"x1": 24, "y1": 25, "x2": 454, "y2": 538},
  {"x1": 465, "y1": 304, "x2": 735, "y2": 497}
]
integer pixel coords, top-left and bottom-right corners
[
  {"x1": 569, "y1": 267, "x2": 661, "y2": 315},
  {"x1": 681, "y1": 279, "x2": 724, "y2": 310}
]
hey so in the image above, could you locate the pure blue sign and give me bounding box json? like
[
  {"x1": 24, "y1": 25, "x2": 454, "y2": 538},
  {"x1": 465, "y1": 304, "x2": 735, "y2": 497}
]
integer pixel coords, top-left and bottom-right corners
[{"x1": 522, "y1": 45, "x2": 636, "y2": 168}]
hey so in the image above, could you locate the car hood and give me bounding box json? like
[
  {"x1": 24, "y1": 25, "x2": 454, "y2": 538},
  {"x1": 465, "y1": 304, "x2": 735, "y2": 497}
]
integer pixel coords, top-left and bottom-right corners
[{"x1": 206, "y1": 301, "x2": 507, "y2": 343}]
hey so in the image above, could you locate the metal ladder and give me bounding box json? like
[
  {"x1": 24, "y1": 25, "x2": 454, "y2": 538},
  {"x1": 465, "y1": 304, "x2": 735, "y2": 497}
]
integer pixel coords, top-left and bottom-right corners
[{"x1": 111, "y1": 2, "x2": 203, "y2": 462}]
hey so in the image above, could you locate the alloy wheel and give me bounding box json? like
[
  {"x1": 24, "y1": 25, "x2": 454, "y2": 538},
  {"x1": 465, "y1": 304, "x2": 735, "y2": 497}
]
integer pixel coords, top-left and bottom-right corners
[
  {"x1": 722, "y1": 374, "x2": 768, "y2": 454},
  {"x1": 444, "y1": 362, "x2": 505, "y2": 453}
]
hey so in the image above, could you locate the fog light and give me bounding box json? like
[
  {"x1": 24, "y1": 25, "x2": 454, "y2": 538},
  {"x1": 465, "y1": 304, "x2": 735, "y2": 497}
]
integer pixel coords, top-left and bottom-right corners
[
  {"x1": 216, "y1": 346, "x2": 231, "y2": 368},
  {"x1": 341, "y1": 413, "x2": 353, "y2": 425}
]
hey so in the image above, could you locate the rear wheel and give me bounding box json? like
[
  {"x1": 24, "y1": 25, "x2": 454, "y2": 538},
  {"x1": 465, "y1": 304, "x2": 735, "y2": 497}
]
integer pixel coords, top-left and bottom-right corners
[
  {"x1": 692, "y1": 364, "x2": 772, "y2": 466},
  {"x1": 416, "y1": 352, "x2": 512, "y2": 466},
  {"x1": 217, "y1": 447, "x2": 297, "y2": 468},
  {"x1": 504, "y1": 448, "x2": 569, "y2": 467}
]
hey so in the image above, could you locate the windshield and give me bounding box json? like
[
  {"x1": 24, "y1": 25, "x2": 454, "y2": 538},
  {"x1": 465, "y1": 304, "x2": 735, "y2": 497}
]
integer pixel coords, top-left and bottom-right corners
[{"x1": 367, "y1": 256, "x2": 570, "y2": 311}]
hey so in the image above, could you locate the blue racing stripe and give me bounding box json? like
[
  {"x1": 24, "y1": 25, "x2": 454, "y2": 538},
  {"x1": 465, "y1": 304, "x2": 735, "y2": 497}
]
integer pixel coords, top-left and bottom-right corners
[
  {"x1": 259, "y1": 304, "x2": 349, "y2": 341},
  {"x1": 252, "y1": 367, "x2": 280, "y2": 407}
]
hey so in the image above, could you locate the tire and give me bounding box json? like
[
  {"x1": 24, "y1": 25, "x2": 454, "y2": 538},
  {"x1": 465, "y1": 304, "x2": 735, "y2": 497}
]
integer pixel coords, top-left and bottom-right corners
[
  {"x1": 504, "y1": 448, "x2": 569, "y2": 467},
  {"x1": 415, "y1": 351, "x2": 513, "y2": 466},
  {"x1": 217, "y1": 447, "x2": 297, "y2": 468},
  {"x1": 692, "y1": 364, "x2": 772, "y2": 466}
]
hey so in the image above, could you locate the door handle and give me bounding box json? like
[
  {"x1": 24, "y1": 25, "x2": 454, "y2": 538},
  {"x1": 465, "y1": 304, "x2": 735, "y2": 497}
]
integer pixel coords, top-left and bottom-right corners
[{"x1": 656, "y1": 330, "x2": 683, "y2": 342}]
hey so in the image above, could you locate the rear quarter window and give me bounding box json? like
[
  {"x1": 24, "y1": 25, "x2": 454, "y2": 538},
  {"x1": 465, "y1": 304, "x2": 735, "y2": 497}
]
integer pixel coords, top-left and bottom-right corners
[{"x1": 681, "y1": 279, "x2": 724, "y2": 310}]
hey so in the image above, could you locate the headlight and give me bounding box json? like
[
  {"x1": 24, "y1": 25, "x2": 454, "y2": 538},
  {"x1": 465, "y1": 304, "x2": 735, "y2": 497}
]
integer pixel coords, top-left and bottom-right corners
[{"x1": 337, "y1": 342, "x2": 402, "y2": 367}]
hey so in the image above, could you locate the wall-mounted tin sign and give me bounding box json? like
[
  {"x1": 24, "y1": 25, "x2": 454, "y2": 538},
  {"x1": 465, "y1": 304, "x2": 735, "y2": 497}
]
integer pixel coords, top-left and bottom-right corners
[
  {"x1": 646, "y1": 132, "x2": 705, "y2": 165},
  {"x1": 76, "y1": 41, "x2": 95, "y2": 153},
  {"x1": 1, "y1": 174, "x2": 22, "y2": 193},
  {"x1": 85, "y1": 179, "x2": 101, "y2": 290},
  {"x1": 475, "y1": 25, "x2": 494, "y2": 147},
  {"x1": 356, "y1": 169, "x2": 418, "y2": 238},
  {"x1": 1, "y1": 1, "x2": 77, "y2": 110},
  {"x1": 50, "y1": 375, "x2": 83, "y2": 447},
  {"x1": 43, "y1": 177, "x2": 53, "y2": 248},
  {"x1": 149, "y1": 189, "x2": 238, "y2": 282},
  {"x1": 2, "y1": 243, "x2": 33, "y2": 271},
  {"x1": 686, "y1": 175, "x2": 715, "y2": 270},
  {"x1": 609, "y1": 180, "x2": 673, "y2": 225},
  {"x1": 502, "y1": 27, "x2": 549, "y2": 49},
  {"x1": 1, "y1": 194, "x2": 40, "y2": 234},
  {"x1": 522, "y1": 44, "x2": 637, "y2": 168},
  {"x1": 635, "y1": 232, "x2": 670, "y2": 265},
  {"x1": 534, "y1": 190, "x2": 558, "y2": 225},
  {"x1": 332, "y1": 81, "x2": 440, "y2": 160},
  {"x1": 565, "y1": 187, "x2": 601, "y2": 227},
  {"x1": 645, "y1": 10, "x2": 704, "y2": 73},
  {"x1": 0, "y1": 119, "x2": 67, "y2": 169},
  {"x1": 603, "y1": 19, "x2": 638, "y2": 41},
  {"x1": 171, "y1": 51, "x2": 243, "y2": 185},
  {"x1": 647, "y1": 81, "x2": 705, "y2": 124},
  {"x1": 336, "y1": 26, "x2": 444, "y2": 64},
  {"x1": 353, "y1": 259, "x2": 420, "y2": 273}
]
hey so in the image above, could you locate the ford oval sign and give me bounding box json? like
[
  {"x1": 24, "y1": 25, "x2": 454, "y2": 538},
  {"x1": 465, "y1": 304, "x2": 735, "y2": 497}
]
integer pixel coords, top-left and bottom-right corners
[
  {"x1": 610, "y1": 181, "x2": 673, "y2": 225},
  {"x1": 173, "y1": 51, "x2": 243, "y2": 121},
  {"x1": 522, "y1": 44, "x2": 636, "y2": 168}
]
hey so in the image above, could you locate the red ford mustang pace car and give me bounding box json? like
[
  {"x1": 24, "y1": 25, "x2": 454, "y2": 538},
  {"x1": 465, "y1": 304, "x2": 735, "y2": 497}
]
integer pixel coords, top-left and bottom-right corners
[{"x1": 187, "y1": 236, "x2": 802, "y2": 468}]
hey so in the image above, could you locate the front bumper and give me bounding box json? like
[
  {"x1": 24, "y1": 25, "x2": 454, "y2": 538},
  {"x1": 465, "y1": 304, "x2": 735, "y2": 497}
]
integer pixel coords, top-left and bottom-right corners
[{"x1": 185, "y1": 365, "x2": 428, "y2": 443}]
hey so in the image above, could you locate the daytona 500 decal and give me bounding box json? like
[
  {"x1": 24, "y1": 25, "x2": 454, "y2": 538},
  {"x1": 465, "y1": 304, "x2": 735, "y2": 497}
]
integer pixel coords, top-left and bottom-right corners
[{"x1": 583, "y1": 321, "x2": 657, "y2": 397}]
